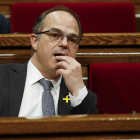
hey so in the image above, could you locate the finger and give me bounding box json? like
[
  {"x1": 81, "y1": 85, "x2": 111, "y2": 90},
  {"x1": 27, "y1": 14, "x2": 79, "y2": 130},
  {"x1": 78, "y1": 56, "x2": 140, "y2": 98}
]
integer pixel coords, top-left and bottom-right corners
[
  {"x1": 55, "y1": 56, "x2": 75, "y2": 64},
  {"x1": 56, "y1": 69, "x2": 68, "y2": 77},
  {"x1": 55, "y1": 61, "x2": 70, "y2": 70}
]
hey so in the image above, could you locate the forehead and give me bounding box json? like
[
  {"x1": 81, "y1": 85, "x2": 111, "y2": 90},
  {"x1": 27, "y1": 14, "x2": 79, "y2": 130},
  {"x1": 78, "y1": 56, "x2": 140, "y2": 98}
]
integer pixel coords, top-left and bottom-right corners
[{"x1": 42, "y1": 11, "x2": 79, "y2": 36}]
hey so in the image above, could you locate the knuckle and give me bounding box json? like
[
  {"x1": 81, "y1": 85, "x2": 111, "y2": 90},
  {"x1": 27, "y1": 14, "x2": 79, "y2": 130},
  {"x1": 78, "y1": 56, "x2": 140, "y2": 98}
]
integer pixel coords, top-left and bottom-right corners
[
  {"x1": 75, "y1": 63, "x2": 81, "y2": 70},
  {"x1": 58, "y1": 61, "x2": 63, "y2": 66},
  {"x1": 77, "y1": 63, "x2": 81, "y2": 67},
  {"x1": 58, "y1": 61, "x2": 62, "y2": 65},
  {"x1": 66, "y1": 71, "x2": 70, "y2": 76}
]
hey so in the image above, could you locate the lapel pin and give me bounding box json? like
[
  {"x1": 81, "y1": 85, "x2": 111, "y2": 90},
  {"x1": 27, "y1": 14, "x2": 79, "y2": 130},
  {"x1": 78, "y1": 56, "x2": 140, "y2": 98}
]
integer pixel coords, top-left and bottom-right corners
[{"x1": 63, "y1": 95, "x2": 70, "y2": 103}]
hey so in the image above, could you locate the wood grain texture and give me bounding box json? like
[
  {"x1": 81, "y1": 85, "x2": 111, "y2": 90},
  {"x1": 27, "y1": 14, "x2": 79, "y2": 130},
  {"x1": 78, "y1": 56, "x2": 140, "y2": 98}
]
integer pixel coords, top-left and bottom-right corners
[
  {"x1": 0, "y1": 34, "x2": 140, "y2": 65},
  {"x1": 0, "y1": 0, "x2": 139, "y2": 5},
  {"x1": 0, "y1": 34, "x2": 140, "y2": 139},
  {"x1": 0, "y1": 114, "x2": 140, "y2": 139},
  {"x1": 0, "y1": 33, "x2": 140, "y2": 47},
  {"x1": 0, "y1": 5, "x2": 10, "y2": 15},
  {"x1": 0, "y1": 33, "x2": 140, "y2": 87},
  {"x1": 1, "y1": 114, "x2": 140, "y2": 133},
  {"x1": 82, "y1": 33, "x2": 140, "y2": 46},
  {"x1": 0, "y1": 34, "x2": 31, "y2": 47}
]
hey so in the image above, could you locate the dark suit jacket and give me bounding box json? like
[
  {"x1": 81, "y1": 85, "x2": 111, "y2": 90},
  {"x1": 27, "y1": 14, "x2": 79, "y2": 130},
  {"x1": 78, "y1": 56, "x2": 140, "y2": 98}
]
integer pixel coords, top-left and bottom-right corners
[
  {"x1": 0, "y1": 62, "x2": 99, "y2": 117},
  {"x1": 0, "y1": 14, "x2": 12, "y2": 34}
]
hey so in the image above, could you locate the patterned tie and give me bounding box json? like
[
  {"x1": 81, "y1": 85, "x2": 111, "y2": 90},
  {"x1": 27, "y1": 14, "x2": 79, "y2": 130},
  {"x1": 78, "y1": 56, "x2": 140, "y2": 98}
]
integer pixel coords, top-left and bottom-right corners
[{"x1": 40, "y1": 78, "x2": 55, "y2": 116}]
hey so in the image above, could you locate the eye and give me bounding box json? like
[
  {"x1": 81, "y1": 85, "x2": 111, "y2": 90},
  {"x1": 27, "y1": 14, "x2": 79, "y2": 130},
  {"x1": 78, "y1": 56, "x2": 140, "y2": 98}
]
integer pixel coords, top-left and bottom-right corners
[
  {"x1": 69, "y1": 37, "x2": 77, "y2": 43},
  {"x1": 50, "y1": 32, "x2": 61, "y2": 38}
]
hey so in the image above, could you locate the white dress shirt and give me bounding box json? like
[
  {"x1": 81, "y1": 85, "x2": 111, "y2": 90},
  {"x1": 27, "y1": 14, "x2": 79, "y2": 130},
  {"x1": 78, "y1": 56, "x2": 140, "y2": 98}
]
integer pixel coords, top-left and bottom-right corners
[{"x1": 18, "y1": 59, "x2": 88, "y2": 117}]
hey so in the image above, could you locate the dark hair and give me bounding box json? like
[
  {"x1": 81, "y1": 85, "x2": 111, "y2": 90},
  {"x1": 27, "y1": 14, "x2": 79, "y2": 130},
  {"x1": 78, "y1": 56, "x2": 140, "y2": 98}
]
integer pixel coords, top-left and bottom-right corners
[
  {"x1": 33, "y1": 5, "x2": 83, "y2": 38},
  {"x1": 31, "y1": 5, "x2": 83, "y2": 55}
]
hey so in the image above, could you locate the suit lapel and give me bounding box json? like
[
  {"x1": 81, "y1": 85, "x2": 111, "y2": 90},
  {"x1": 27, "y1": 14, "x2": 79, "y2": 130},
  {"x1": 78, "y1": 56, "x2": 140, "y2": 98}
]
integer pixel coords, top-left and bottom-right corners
[
  {"x1": 9, "y1": 62, "x2": 28, "y2": 116},
  {"x1": 58, "y1": 78, "x2": 72, "y2": 115},
  {"x1": 8, "y1": 63, "x2": 71, "y2": 116}
]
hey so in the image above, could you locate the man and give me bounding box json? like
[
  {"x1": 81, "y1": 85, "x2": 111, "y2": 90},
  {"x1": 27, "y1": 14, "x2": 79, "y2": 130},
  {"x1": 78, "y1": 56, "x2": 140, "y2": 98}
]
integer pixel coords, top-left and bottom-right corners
[
  {"x1": 0, "y1": 6, "x2": 98, "y2": 117},
  {"x1": 0, "y1": 14, "x2": 11, "y2": 34}
]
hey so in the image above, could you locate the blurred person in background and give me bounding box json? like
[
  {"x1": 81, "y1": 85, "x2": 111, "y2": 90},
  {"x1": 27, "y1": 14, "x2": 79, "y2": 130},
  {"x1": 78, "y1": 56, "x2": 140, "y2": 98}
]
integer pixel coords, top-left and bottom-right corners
[{"x1": 0, "y1": 13, "x2": 11, "y2": 34}]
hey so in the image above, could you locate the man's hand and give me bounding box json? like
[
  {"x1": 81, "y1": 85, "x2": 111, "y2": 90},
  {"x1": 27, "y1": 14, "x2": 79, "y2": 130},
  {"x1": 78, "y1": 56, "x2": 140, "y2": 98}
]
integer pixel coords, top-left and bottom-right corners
[{"x1": 55, "y1": 56, "x2": 85, "y2": 97}]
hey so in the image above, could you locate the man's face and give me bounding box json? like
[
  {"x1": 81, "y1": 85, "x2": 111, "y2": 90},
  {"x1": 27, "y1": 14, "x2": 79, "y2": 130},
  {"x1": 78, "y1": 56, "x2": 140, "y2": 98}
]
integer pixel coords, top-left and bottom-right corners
[{"x1": 31, "y1": 11, "x2": 80, "y2": 79}]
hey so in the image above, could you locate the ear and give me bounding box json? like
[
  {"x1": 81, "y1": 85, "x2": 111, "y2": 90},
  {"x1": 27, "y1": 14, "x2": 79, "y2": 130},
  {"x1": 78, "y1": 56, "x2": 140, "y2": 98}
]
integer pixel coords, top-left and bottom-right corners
[{"x1": 30, "y1": 34, "x2": 38, "y2": 51}]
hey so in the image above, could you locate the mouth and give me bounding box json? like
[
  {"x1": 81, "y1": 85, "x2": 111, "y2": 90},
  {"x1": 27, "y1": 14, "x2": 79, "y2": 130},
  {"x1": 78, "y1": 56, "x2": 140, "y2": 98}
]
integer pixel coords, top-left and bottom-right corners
[{"x1": 54, "y1": 53, "x2": 66, "y2": 57}]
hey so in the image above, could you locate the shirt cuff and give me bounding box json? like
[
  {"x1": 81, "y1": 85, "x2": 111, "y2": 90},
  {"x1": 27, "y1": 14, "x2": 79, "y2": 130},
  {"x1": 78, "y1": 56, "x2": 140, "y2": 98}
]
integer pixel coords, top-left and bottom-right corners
[{"x1": 69, "y1": 86, "x2": 88, "y2": 107}]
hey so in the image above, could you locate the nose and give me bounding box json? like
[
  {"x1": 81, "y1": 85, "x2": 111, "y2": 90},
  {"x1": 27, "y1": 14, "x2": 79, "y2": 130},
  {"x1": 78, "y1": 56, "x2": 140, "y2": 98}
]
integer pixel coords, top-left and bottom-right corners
[{"x1": 59, "y1": 36, "x2": 69, "y2": 49}]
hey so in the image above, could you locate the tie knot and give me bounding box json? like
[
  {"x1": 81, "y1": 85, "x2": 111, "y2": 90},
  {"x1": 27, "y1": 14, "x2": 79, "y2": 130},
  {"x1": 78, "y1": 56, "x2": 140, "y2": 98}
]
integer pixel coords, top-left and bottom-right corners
[{"x1": 40, "y1": 78, "x2": 53, "y2": 90}]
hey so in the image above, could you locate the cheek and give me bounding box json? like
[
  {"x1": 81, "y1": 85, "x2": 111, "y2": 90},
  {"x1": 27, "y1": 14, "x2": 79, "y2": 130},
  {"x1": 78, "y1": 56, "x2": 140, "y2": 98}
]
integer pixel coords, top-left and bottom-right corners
[
  {"x1": 69, "y1": 48, "x2": 78, "y2": 58},
  {"x1": 38, "y1": 42, "x2": 55, "y2": 55}
]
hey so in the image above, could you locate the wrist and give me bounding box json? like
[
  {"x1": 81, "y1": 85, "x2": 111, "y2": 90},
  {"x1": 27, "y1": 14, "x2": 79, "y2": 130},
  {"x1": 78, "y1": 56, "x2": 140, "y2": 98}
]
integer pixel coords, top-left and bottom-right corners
[{"x1": 70, "y1": 84, "x2": 85, "y2": 97}]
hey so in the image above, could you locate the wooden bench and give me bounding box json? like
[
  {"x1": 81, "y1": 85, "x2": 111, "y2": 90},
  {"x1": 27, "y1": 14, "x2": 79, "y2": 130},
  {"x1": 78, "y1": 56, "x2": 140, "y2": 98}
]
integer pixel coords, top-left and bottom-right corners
[
  {"x1": 0, "y1": 33, "x2": 140, "y2": 86},
  {"x1": 0, "y1": 114, "x2": 140, "y2": 139}
]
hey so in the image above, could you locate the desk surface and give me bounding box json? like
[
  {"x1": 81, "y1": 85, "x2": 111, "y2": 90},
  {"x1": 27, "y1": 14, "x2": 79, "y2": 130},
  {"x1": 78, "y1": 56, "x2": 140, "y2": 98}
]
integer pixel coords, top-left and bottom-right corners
[{"x1": 0, "y1": 114, "x2": 140, "y2": 139}]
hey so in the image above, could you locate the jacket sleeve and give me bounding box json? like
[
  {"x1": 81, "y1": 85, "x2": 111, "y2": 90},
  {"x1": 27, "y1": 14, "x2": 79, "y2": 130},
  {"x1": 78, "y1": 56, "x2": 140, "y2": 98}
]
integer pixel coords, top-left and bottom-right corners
[{"x1": 70, "y1": 89, "x2": 99, "y2": 114}]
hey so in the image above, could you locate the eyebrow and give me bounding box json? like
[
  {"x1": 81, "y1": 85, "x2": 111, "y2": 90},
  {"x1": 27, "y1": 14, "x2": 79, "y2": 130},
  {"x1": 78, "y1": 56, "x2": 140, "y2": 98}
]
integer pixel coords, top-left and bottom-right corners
[{"x1": 49, "y1": 27, "x2": 80, "y2": 38}]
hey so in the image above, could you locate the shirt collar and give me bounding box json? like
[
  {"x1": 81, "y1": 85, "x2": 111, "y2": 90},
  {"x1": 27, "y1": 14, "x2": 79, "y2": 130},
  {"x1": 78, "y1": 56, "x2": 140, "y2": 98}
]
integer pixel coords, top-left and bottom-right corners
[
  {"x1": 50, "y1": 76, "x2": 62, "y2": 90},
  {"x1": 27, "y1": 59, "x2": 62, "y2": 89},
  {"x1": 27, "y1": 59, "x2": 44, "y2": 85}
]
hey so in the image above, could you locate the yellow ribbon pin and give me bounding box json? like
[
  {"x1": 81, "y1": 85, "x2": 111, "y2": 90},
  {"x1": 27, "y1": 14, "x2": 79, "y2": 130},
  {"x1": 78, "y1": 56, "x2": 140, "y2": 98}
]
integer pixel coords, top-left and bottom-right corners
[{"x1": 63, "y1": 95, "x2": 70, "y2": 103}]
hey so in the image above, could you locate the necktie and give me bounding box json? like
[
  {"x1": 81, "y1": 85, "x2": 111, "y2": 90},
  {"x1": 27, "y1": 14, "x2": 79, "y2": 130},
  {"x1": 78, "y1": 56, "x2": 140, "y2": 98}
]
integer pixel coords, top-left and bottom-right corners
[{"x1": 40, "y1": 78, "x2": 55, "y2": 116}]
